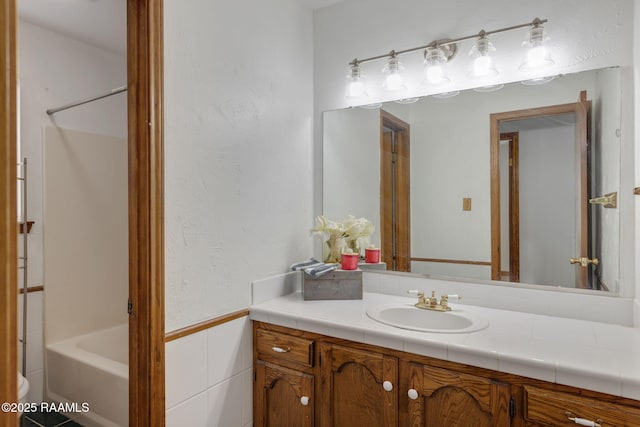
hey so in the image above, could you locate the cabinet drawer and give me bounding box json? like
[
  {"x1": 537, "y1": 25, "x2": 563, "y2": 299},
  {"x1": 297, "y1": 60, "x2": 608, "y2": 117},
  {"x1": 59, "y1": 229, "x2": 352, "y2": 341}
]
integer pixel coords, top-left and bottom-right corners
[
  {"x1": 256, "y1": 329, "x2": 314, "y2": 367},
  {"x1": 524, "y1": 386, "x2": 640, "y2": 426}
]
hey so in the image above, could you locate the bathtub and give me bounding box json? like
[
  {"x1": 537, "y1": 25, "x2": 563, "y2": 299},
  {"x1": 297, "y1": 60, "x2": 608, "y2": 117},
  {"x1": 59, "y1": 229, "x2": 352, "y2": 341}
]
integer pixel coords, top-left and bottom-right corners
[{"x1": 46, "y1": 324, "x2": 128, "y2": 427}]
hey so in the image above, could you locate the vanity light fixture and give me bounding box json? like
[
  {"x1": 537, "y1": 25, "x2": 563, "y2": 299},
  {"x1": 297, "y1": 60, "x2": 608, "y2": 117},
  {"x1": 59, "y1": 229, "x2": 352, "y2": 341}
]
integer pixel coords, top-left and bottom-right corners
[
  {"x1": 431, "y1": 91, "x2": 460, "y2": 99},
  {"x1": 423, "y1": 44, "x2": 453, "y2": 86},
  {"x1": 345, "y1": 61, "x2": 368, "y2": 100},
  {"x1": 382, "y1": 52, "x2": 406, "y2": 92},
  {"x1": 345, "y1": 17, "x2": 550, "y2": 100},
  {"x1": 519, "y1": 18, "x2": 554, "y2": 71},
  {"x1": 394, "y1": 97, "x2": 420, "y2": 104},
  {"x1": 474, "y1": 84, "x2": 505, "y2": 93},
  {"x1": 521, "y1": 76, "x2": 555, "y2": 85},
  {"x1": 468, "y1": 31, "x2": 498, "y2": 78}
]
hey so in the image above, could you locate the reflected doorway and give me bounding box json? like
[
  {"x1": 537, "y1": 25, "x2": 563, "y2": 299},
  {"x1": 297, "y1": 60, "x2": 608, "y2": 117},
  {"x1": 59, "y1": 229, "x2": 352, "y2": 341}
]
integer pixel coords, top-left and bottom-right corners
[
  {"x1": 380, "y1": 110, "x2": 411, "y2": 271},
  {"x1": 491, "y1": 91, "x2": 594, "y2": 288}
]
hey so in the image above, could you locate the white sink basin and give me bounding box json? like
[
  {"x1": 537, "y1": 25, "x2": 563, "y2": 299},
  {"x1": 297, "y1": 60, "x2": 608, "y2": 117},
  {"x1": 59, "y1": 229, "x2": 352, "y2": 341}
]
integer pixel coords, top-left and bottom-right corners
[{"x1": 366, "y1": 304, "x2": 489, "y2": 334}]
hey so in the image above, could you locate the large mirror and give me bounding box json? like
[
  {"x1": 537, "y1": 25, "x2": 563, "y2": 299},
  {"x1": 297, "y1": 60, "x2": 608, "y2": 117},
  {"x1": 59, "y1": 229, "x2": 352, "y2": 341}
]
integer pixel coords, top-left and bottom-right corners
[{"x1": 323, "y1": 67, "x2": 621, "y2": 292}]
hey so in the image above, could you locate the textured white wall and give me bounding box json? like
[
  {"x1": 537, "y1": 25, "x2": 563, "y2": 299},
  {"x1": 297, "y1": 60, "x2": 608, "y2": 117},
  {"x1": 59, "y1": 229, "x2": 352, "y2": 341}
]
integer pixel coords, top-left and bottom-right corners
[
  {"x1": 164, "y1": 0, "x2": 314, "y2": 330},
  {"x1": 314, "y1": 0, "x2": 635, "y2": 298}
]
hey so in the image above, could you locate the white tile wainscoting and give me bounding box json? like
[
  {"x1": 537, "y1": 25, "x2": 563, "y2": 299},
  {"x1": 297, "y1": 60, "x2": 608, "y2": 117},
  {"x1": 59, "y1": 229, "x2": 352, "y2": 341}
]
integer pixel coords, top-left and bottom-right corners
[{"x1": 165, "y1": 315, "x2": 253, "y2": 427}]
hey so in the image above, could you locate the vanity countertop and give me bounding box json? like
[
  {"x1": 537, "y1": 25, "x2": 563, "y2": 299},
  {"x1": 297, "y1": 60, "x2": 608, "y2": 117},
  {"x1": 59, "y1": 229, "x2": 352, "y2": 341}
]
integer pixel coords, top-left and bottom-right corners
[{"x1": 249, "y1": 291, "x2": 640, "y2": 400}]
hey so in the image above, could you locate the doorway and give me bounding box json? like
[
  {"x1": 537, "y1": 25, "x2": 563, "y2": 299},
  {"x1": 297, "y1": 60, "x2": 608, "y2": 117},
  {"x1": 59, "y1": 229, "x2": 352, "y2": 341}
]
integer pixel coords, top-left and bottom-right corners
[
  {"x1": 380, "y1": 110, "x2": 411, "y2": 272},
  {"x1": 490, "y1": 91, "x2": 592, "y2": 288},
  {"x1": 0, "y1": 1, "x2": 165, "y2": 426}
]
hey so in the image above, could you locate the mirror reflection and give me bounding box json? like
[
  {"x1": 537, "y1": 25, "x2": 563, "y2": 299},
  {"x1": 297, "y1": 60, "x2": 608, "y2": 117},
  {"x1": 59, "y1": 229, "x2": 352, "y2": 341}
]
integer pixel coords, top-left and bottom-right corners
[{"x1": 323, "y1": 67, "x2": 620, "y2": 292}]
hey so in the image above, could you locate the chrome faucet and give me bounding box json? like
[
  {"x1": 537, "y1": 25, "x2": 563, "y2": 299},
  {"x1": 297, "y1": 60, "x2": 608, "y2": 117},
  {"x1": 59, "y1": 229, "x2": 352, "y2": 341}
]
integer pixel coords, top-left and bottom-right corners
[{"x1": 407, "y1": 290, "x2": 461, "y2": 312}]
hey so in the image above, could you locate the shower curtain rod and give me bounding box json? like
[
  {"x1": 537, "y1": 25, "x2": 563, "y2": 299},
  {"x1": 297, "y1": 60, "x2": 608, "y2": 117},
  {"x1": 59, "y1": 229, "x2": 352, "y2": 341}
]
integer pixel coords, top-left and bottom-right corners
[{"x1": 46, "y1": 85, "x2": 127, "y2": 115}]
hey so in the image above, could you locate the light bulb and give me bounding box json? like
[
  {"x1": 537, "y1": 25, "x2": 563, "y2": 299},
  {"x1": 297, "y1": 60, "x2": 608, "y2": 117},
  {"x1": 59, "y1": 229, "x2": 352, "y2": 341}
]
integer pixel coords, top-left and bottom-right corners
[
  {"x1": 423, "y1": 47, "x2": 450, "y2": 86},
  {"x1": 382, "y1": 55, "x2": 406, "y2": 92},
  {"x1": 519, "y1": 22, "x2": 554, "y2": 71},
  {"x1": 473, "y1": 56, "x2": 495, "y2": 77},
  {"x1": 468, "y1": 33, "x2": 498, "y2": 78},
  {"x1": 345, "y1": 63, "x2": 368, "y2": 100}
]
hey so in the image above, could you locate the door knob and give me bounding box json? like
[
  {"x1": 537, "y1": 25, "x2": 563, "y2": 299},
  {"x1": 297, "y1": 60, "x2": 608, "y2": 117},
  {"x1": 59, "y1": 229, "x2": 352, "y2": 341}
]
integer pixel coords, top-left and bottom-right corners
[{"x1": 569, "y1": 257, "x2": 599, "y2": 267}]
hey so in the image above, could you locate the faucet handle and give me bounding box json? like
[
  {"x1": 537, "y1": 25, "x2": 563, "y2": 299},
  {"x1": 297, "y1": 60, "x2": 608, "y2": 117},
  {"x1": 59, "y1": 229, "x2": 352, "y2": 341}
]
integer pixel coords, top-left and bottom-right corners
[
  {"x1": 439, "y1": 294, "x2": 460, "y2": 310},
  {"x1": 407, "y1": 290, "x2": 425, "y2": 303}
]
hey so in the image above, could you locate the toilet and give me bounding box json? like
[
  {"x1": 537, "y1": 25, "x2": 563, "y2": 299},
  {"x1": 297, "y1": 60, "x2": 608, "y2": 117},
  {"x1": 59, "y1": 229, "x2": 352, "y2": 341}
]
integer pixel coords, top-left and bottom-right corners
[{"x1": 17, "y1": 373, "x2": 29, "y2": 414}]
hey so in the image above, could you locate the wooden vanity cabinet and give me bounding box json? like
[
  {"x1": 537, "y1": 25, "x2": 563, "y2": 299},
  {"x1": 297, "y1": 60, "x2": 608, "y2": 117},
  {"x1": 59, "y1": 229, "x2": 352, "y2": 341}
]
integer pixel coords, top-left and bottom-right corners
[
  {"x1": 523, "y1": 386, "x2": 640, "y2": 427},
  {"x1": 401, "y1": 361, "x2": 511, "y2": 426},
  {"x1": 253, "y1": 321, "x2": 640, "y2": 427},
  {"x1": 253, "y1": 325, "x2": 316, "y2": 427},
  {"x1": 319, "y1": 343, "x2": 398, "y2": 427},
  {"x1": 255, "y1": 361, "x2": 314, "y2": 427}
]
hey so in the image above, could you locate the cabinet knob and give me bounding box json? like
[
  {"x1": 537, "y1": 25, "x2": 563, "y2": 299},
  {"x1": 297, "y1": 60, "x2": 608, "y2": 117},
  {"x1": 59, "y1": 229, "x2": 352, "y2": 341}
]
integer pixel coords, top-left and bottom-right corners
[
  {"x1": 407, "y1": 389, "x2": 419, "y2": 400},
  {"x1": 383, "y1": 381, "x2": 393, "y2": 392},
  {"x1": 300, "y1": 396, "x2": 309, "y2": 406}
]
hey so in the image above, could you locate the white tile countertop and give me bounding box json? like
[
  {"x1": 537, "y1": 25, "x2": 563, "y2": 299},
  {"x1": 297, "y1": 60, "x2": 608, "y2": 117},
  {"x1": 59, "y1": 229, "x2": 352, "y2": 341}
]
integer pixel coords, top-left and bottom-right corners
[{"x1": 249, "y1": 290, "x2": 640, "y2": 400}]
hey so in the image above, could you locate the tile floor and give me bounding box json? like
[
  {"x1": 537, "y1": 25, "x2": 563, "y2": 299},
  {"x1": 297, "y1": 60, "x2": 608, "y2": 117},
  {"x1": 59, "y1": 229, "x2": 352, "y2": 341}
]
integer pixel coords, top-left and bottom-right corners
[{"x1": 21, "y1": 409, "x2": 83, "y2": 427}]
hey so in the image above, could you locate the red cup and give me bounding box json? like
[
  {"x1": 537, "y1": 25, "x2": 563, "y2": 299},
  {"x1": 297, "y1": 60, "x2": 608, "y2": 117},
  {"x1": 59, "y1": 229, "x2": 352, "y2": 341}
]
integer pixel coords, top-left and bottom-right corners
[
  {"x1": 341, "y1": 253, "x2": 359, "y2": 270},
  {"x1": 365, "y1": 248, "x2": 380, "y2": 263}
]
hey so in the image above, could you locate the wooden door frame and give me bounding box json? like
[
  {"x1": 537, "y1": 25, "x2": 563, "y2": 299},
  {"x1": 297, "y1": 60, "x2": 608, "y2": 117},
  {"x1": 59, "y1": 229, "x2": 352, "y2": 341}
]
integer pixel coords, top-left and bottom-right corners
[
  {"x1": 380, "y1": 110, "x2": 411, "y2": 272},
  {"x1": 490, "y1": 95, "x2": 589, "y2": 285},
  {"x1": 0, "y1": 2, "x2": 165, "y2": 426},
  {"x1": 0, "y1": 2, "x2": 18, "y2": 426},
  {"x1": 499, "y1": 132, "x2": 520, "y2": 282},
  {"x1": 128, "y1": 0, "x2": 165, "y2": 425}
]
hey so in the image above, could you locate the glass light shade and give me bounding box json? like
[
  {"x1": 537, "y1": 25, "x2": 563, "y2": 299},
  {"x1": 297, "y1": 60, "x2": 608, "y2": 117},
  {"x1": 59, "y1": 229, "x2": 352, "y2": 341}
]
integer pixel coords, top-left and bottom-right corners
[
  {"x1": 519, "y1": 25, "x2": 554, "y2": 71},
  {"x1": 521, "y1": 75, "x2": 555, "y2": 85},
  {"x1": 474, "y1": 84, "x2": 504, "y2": 93},
  {"x1": 431, "y1": 91, "x2": 460, "y2": 99},
  {"x1": 468, "y1": 36, "x2": 498, "y2": 78},
  {"x1": 423, "y1": 47, "x2": 450, "y2": 85},
  {"x1": 382, "y1": 56, "x2": 406, "y2": 92},
  {"x1": 345, "y1": 64, "x2": 368, "y2": 99}
]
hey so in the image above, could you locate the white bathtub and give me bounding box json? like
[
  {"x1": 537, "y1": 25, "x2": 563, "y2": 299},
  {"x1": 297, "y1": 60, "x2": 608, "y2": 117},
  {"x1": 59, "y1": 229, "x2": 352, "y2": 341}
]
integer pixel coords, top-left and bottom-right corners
[{"x1": 46, "y1": 324, "x2": 128, "y2": 427}]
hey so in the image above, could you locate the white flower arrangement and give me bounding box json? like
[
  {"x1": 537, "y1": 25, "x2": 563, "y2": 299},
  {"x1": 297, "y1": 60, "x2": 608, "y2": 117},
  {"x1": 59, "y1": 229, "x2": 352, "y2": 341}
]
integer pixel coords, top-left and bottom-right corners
[{"x1": 311, "y1": 215, "x2": 374, "y2": 262}]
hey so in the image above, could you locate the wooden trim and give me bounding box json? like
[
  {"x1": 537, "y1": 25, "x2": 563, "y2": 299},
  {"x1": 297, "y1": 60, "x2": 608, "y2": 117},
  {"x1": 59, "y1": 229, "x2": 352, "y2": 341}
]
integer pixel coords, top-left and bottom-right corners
[
  {"x1": 576, "y1": 91, "x2": 591, "y2": 289},
  {"x1": 634, "y1": 187, "x2": 640, "y2": 196},
  {"x1": 0, "y1": 1, "x2": 18, "y2": 425},
  {"x1": 411, "y1": 257, "x2": 491, "y2": 266},
  {"x1": 19, "y1": 285, "x2": 43, "y2": 294},
  {"x1": 165, "y1": 309, "x2": 250, "y2": 343},
  {"x1": 128, "y1": 1, "x2": 165, "y2": 426},
  {"x1": 500, "y1": 132, "x2": 520, "y2": 283},
  {"x1": 19, "y1": 220, "x2": 34, "y2": 234}
]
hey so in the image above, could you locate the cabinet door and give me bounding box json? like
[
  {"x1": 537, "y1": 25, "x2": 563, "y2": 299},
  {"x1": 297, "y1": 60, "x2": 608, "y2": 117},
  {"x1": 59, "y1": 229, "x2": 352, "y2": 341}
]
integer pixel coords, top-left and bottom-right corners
[
  {"x1": 255, "y1": 361, "x2": 314, "y2": 427},
  {"x1": 319, "y1": 343, "x2": 398, "y2": 427},
  {"x1": 404, "y1": 363, "x2": 511, "y2": 427}
]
